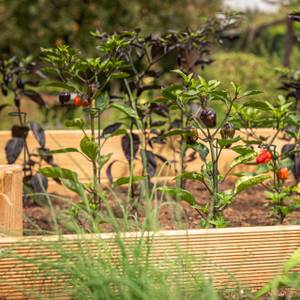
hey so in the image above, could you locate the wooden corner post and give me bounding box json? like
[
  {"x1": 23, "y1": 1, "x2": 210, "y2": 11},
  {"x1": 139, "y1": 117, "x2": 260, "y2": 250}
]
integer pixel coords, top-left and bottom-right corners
[{"x1": 0, "y1": 165, "x2": 23, "y2": 236}]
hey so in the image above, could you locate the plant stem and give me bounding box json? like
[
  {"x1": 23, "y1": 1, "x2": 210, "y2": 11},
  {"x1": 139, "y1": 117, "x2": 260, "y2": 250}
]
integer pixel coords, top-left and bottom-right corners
[
  {"x1": 176, "y1": 111, "x2": 187, "y2": 190},
  {"x1": 124, "y1": 79, "x2": 150, "y2": 203},
  {"x1": 126, "y1": 124, "x2": 135, "y2": 213},
  {"x1": 97, "y1": 111, "x2": 101, "y2": 186},
  {"x1": 207, "y1": 133, "x2": 218, "y2": 226},
  {"x1": 90, "y1": 110, "x2": 98, "y2": 205}
]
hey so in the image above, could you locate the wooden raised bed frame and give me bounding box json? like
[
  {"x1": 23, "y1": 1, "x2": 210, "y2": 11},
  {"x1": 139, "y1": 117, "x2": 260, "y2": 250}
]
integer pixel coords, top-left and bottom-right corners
[{"x1": 0, "y1": 129, "x2": 299, "y2": 299}]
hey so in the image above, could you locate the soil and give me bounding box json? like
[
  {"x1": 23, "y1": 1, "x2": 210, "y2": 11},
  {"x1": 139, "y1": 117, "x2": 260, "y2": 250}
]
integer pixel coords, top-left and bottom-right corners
[{"x1": 23, "y1": 179, "x2": 300, "y2": 235}]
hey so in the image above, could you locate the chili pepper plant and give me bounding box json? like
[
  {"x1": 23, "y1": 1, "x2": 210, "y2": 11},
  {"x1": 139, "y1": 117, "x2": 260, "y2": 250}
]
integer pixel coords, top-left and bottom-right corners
[
  {"x1": 233, "y1": 95, "x2": 300, "y2": 224},
  {"x1": 39, "y1": 39, "x2": 130, "y2": 212},
  {"x1": 159, "y1": 70, "x2": 270, "y2": 228},
  {"x1": 0, "y1": 56, "x2": 57, "y2": 203}
]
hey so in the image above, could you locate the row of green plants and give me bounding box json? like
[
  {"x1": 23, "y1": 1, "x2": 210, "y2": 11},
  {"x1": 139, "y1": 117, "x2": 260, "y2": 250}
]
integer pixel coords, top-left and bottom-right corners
[{"x1": 1, "y1": 25, "x2": 300, "y2": 229}]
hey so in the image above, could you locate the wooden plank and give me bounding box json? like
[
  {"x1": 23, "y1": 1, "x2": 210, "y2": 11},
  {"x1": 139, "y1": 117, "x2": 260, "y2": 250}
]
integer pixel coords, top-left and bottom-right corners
[
  {"x1": 0, "y1": 129, "x2": 288, "y2": 185},
  {"x1": 0, "y1": 225, "x2": 299, "y2": 299},
  {"x1": 0, "y1": 165, "x2": 23, "y2": 236}
]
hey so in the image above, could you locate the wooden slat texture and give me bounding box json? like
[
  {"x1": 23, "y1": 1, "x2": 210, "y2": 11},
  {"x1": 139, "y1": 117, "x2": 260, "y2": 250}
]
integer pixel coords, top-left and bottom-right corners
[
  {"x1": 0, "y1": 165, "x2": 23, "y2": 236},
  {"x1": 0, "y1": 226, "x2": 300, "y2": 299},
  {"x1": 0, "y1": 129, "x2": 288, "y2": 187}
]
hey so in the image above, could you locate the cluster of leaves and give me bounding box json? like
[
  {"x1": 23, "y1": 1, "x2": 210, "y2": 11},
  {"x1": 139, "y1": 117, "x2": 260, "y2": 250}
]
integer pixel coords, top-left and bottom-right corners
[
  {"x1": 4, "y1": 22, "x2": 300, "y2": 229},
  {"x1": 0, "y1": 0, "x2": 224, "y2": 57},
  {"x1": 37, "y1": 22, "x2": 235, "y2": 216},
  {"x1": 0, "y1": 57, "x2": 57, "y2": 202},
  {"x1": 158, "y1": 71, "x2": 270, "y2": 227},
  {"x1": 232, "y1": 93, "x2": 300, "y2": 224}
]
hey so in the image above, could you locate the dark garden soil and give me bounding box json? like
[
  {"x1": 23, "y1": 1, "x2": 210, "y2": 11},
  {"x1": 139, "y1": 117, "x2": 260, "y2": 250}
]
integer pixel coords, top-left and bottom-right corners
[{"x1": 23, "y1": 180, "x2": 300, "y2": 235}]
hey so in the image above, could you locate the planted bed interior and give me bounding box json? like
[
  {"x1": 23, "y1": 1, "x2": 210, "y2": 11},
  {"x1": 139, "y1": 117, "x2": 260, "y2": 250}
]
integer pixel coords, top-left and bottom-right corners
[{"x1": 23, "y1": 179, "x2": 300, "y2": 235}]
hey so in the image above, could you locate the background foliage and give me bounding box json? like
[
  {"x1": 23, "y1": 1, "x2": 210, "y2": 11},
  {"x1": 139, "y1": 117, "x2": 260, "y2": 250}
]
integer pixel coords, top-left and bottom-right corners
[{"x1": 0, "y1": 0, "x2": 300, "y2": 129}]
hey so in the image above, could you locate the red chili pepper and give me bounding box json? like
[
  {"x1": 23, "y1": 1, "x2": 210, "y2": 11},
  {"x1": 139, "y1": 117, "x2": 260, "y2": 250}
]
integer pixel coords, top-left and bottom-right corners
[
  {"x1": 277, "y1": 167, "x2": 288, "y2": 180},
  {"x1": 256, "y1": 149, "x2": 272, "y2": 164},
  {"x1": 82, "y1": 99, "x2": 89, "y2": 108},
  {"x1": 73, "y1": 95, "x2": 83, "y2": 107}
]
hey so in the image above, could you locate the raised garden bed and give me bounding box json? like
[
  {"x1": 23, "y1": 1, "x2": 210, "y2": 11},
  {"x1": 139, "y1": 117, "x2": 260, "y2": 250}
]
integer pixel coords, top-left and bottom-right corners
[{"x1": 0, "y1": 127, "x2": 299, "y2": 298}]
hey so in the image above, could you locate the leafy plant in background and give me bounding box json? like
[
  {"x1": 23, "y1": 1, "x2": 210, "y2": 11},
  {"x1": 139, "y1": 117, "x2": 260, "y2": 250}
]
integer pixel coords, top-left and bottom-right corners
[
  {"x1": 100, "y1": 27, "x2": 217, "y2": 204},
  {"x1": 159, "y1": 71, "x2": 269, "y2": 228},
  {"x1": 39, "y1": 38, "x2": 130, "y2": 212},
  {"x1": 233, "y1": 95, "x2": 300, "y2": 224},
  {"x1": 0, "y1": 56, "x2": 56, "y2": 203},
  {"x1": 100, "y1": 17, "x2": 240, "y2": 205}
]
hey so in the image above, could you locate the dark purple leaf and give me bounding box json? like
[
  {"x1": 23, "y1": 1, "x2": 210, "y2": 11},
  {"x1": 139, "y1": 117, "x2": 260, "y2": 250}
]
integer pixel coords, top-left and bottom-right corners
[
  {"x1": 5, "y1": 138, "x2": 24, "y2": 164},
  {"x1": 282, "y1": 143, "x2": 295, "y2": 160},
  {"x1": 106, "y1": 160, "x2": 117, "y2": 184},
  {"x1": 293, "y1": 156, "x2": 300, "y2": 181},
  {"x1": 25, "y1": 159, "x2": 36, "y2": 167},
  {"x1": 150, "y1": 136, "x2": 165, "y2": 145},
  {"x1": 12, "y1": 125, "x2": 29, "y2": 138},
  {"x1": 145, "y1": 150, "x2": 157, "y2": 177},
  {"x1": 102, "y1": 122, "x2": 122, "y2": 137},
  {"x1": 38, "y1": 148, "x2": 55, "y2": 165},
  {"x1": 30, "y1": 122, "x2": 45, "y2": 148},
  {"x1": 31, "y1": 172, "x2": 48, "y2": 193},
  {"x1": 155, "y1": 153, "x2": 169, "y2": 163},
  {"x1": 24, "y1": 90, "x2": 46, "y2": 107},
  {"x1": 121, "y1": 133, "x2": 140, "y2": 161},
  {"x1": 150, "y1": 103, "x2": 169, "y2": 117},
  {"x1": 170, "y1": 119, "x2": 181, "y2": 128},
  {"x1": 186, "y1": 151, "x2": 197, "y2": 162},
  {"x1": 151, "y1": 121, "x2": 166, "y2": 127}
]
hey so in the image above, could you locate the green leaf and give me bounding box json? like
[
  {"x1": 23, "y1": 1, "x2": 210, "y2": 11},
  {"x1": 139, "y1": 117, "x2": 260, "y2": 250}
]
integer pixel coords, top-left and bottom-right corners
[
  {"x1": 50, "y1": 148, "x2": 79, "y2": 154},
  {"x1": 61, "y1": 178, "x2": 85, "y2": 196},
  {"x1": 65, "y1": 118, "x2": 85, "y2": 129},
  {"x1": 80, "y1": 136, "x2": 98, "y2": 161},
  {"x1": 158, "y1": 187, "x2": 196, "y2": 205},
  {"x1": 175, "y1": 172, "x2": 204, "y2": 182},
  {"x1": 242, "y1": 90, "x2": 262, "y2": 97},
  {"x1": 112, "y1": 176, "x2": 145, "y2": 188},
  {"x1": 172, "y1": 69, "x2": 188, "y2": 81},
  {"x1": 163, "y1": 129, "x2": 190, "y2": 138},
  {"x1": 111, "y1": 103, "x2": 137, "y2": 119},
  {"x1": 217, "y1": 136, "x2": 240, "y2": 148},
  {"x1": 242, "y1": 101, "x2": 270, "y2": 111},
  {"x1": 161, "y1": 85, "x2": 181, "y2": 100},
  {"x1": 98, "y1": 153, "x2": 113, "y2": 170},
  {"x1": 234, "y1": 174, "x2": 270, "y2": 194},
  {"x1": 110, "y1": 72, "x2": 129, "y2": 79},
  {"x1": 44, "y1": 81, "x2": 77, "y2": 92},
  {"x1": 284, "y1": 248, "x2": 300, "y2": 272},
  {"x1": 256, "y1": 163, "x2": 272, "y2": 174},
  {"x1": 210, "y1": 90, "x2": 228, "y2": 103},
  {"x1": 187, "y1": 142, "x2": 209, "y2": 160},
  {"x1": 231, "y1": 146, "x2": 255, "y2": 155},
  {"x1": 230, "y1": 152, "x2": 257, "y2": 169},
  {"x1": 95, "y1": 92, "x2": 110, "y2": 112},
  {"x1": 40, "y1": 166, "x2": 79, "y2": 181}
]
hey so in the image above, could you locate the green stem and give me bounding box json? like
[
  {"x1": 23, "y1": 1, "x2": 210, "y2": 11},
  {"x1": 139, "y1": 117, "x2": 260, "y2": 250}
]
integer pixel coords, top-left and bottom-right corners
[
  {"x1": 97, "y1": 111, "x2": 101, "y2": 186},
  {"x1": 207, "y1": 132, "x2": 218, "y2": 226},
  {"x1": 124, "y1": 79, "x2": 150, "y2": 203},
  {"x1": 90, "y1": 111, "x2": 98, "y2": 205},
  {"x1": 176, "y1": 111, "x2": 187, "y2": 190}
]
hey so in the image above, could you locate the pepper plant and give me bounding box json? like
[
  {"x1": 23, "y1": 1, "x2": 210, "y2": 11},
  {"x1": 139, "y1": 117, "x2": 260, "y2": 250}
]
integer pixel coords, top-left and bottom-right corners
[
  {"x1": 233, "y1": 95, "x2": 300, "y2": 224},
  {"x1": 0, "y1": 56, "x2": 57, "y2": 202},
  {"x1": 159, "y1": 70, "x2": 270, "y2": 228},
  {"x1": 39, "y1": 38, "x2": 130, "y2": 210}
]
